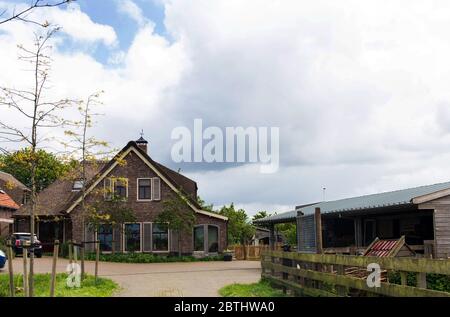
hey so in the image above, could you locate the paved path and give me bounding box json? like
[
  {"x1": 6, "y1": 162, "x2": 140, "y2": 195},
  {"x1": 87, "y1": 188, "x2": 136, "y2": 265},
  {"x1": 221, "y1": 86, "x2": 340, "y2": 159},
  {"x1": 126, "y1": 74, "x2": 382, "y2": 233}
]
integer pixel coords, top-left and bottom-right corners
[{"x1": 1, "y1": 257, "x2": 261, "y2": 297}]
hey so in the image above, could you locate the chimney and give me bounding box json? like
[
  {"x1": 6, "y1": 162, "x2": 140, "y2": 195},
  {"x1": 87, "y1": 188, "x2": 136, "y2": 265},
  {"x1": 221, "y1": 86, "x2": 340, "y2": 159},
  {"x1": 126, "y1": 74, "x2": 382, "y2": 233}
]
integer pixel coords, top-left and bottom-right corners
[{"x1": 136, "y1": 133, "x2": 148, "y2": 154}]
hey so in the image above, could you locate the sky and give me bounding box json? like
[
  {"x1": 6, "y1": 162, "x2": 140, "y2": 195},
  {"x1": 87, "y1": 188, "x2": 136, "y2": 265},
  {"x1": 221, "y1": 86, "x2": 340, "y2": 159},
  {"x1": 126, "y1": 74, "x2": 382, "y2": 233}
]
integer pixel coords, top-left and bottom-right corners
[{"x1": 2, "y1": 0, "x2": 450, "y2": 216}]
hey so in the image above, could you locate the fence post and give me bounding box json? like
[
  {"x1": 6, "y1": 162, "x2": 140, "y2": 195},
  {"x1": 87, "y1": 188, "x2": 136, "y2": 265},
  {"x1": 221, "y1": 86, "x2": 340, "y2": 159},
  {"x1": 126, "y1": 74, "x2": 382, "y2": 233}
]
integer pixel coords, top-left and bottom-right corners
[
  {"x1": 417, "y1": 272, "x2": 427, "y2": 289},
  {"x1": 73, "y1": 241, "x2": 78, "y2": 264},
  {"x1": 50, "y1": 240, "x2": 59, "y2": 297},
  {"x1": 400, "y1": 271, "x2": 408, "y2": 285},
  {"x1": 315, "y1": 208, "x2": 323, "y2": 254},
  {"x1": 80, "y1": 243, "x2": 85, "y2": 281},
  {"x1": 6, "y1": 240, "x2": 15, "y2": 297},
  {"x1": 95, "y1": 240, "x2": 100, "y2": 284},
  {"x1": 336, "y1": 264, "x2": 347, "y2": 296},
  {"x1": 22, "y1": 242, "x2": 29, "y2": 297},
  {"x1": 68, "y1": 240, "x2": 73, "y2": 264}
]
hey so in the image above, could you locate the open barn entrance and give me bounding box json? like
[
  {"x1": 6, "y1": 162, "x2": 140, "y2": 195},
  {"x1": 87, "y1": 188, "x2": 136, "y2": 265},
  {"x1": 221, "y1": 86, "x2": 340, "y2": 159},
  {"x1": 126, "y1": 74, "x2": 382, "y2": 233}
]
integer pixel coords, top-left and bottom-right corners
[{"x1": 321, "y1": 208, "x2": 434, "y2": 255}]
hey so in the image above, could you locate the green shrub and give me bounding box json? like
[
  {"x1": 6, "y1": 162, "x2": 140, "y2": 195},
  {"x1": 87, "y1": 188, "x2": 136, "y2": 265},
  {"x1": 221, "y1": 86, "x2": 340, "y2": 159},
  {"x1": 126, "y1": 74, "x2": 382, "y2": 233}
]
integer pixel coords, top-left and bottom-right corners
[
  {"x1": 220, "y1": 279, "x2": 288, "y2": 297},
  {"x1": 81, "y1": 252, "x2": 224, "y2": 263},
  {"x1": 388, "y1": 271, "x2": 450, "y2": 292}
]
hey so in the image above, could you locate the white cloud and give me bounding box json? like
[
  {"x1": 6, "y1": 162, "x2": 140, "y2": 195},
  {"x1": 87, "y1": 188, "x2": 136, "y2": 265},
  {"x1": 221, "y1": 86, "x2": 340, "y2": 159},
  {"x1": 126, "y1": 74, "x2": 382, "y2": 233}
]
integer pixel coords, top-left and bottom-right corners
[
  {"x1": 116, "y1": 0, "x2": 147, "y2": 27},
  {"x1": 0, "y1": 1, "x2": 117, "y2": 46}
]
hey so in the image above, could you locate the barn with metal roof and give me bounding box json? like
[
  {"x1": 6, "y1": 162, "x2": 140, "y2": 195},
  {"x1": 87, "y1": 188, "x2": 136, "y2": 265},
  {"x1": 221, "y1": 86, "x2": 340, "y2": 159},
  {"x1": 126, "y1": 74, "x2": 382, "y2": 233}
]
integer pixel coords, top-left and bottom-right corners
[{"x1": 254, "y1": 181, "x2": 450, "y2": 258}]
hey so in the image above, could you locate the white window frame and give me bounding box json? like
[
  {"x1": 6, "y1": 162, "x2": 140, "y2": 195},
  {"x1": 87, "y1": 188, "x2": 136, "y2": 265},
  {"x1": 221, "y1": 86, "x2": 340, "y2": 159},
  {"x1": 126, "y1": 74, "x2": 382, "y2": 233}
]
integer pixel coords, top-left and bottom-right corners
[
  {"x1": 137, "y1": 178, "x2": 152, "y2": 201},
  {"x1": 142, "y1": 221, "x2": 153, "y2": 253},
  {"x1": 152, "y1": 222, "x2": 170, "y2": 253},
  {"x1": 123, "y1": 222, "x2": 142, "y2": 253},
  {"x1": 151, "y1": 177, "x2": 161, "y2": 201}
]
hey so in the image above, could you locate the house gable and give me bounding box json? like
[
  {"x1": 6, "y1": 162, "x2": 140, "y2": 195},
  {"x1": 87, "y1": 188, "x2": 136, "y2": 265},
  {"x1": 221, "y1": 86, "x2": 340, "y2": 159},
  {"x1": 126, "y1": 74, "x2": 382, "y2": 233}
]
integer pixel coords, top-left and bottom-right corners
[{"x1": 65, "y1": 142, "x2": 228, "y2": 221}]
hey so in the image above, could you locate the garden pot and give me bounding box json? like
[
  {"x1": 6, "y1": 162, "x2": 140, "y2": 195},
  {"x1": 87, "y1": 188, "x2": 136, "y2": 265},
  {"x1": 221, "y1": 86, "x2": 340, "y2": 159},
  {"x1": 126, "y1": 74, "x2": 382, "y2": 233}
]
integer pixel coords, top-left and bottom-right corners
[{"x1": 223, "y1": 253, "x2": 233, "y2": 261}]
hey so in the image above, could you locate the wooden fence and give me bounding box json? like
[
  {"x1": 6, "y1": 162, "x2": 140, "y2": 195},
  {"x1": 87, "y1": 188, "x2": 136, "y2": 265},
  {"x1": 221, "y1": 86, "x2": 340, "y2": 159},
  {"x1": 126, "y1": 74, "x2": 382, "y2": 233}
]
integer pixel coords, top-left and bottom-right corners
[
  {"x1": 233, "y1": 244, "x2": 284, "y2": 260},
  {"x1": 261, "y1": 250, "x2": 450, "y2": 297}
]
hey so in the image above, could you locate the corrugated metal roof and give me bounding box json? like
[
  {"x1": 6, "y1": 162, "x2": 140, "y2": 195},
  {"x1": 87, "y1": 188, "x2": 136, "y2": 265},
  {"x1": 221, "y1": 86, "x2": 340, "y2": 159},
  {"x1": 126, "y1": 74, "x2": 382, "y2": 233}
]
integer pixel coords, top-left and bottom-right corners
[{"x1": 255, "y1": 181, "x2": 450, "y2": 223}]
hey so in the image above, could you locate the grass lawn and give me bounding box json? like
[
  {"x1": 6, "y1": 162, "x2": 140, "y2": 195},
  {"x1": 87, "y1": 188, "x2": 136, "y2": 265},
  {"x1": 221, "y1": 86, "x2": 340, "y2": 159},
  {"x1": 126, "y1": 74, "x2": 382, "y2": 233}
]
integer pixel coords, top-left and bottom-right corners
[
  {"x1": 219, "y1": 279, "x2": 288, "y2": 297},
  {"x1": 0, "y1": 273, "x2": 119, "y2": 297}
]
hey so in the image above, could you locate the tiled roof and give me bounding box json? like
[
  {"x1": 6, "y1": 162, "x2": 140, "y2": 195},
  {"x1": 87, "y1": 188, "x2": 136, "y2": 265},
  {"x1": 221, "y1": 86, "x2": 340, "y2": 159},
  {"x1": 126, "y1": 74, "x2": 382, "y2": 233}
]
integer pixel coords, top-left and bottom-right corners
[
  {"x1": 255, "y1": 181, "x2": 450, "y2": 223},
  {"x1": 0, "y1": 171, "x2": 29, "y2": 190},
  {"x1": 0, "y1": 190, "x2": 19, "y2": 210}
]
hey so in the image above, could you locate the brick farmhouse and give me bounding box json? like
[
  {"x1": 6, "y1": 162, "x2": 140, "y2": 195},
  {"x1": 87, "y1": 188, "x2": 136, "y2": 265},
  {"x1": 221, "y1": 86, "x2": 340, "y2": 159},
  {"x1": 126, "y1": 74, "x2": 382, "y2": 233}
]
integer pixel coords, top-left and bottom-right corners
[{"x1": 14, "y1": 137, "x2": 228, "y2": 255}]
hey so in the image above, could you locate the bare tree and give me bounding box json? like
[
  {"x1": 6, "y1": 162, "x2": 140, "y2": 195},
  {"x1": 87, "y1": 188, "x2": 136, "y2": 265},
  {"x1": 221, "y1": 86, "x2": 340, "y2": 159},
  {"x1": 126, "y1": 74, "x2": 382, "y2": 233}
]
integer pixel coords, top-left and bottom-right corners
[
  {"x1": 0, "y1": 27, "x2": 75, "y2": 296},
  {"x1": 0, "y1": 0, "x2": 73, "y2": 27},
  {"x1": 62, "y1": 92, "x2": 113, "y2": 245}
]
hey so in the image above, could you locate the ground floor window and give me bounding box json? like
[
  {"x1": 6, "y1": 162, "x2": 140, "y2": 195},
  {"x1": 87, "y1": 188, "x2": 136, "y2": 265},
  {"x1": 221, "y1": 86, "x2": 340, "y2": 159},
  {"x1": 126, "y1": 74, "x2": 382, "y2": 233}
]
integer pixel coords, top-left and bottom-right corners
[
  {"x1": 98, "y1": 224, "x2": 113, "y2": 252},
  {"x1": 208, "y1": 225, "x2": 219, "y2": 253},
  {"x1": 194, "y1": 225, "x2": 219, "y2": 253},
  {"x1": 152, "y1": 223, "x2": 169, "y2": 251},
  {"x1": 194, "y1": 226, "x2": 204, "y2": 251},
  {"x1": 124, "y1": 223, "x2": 141, "y2": 252}
]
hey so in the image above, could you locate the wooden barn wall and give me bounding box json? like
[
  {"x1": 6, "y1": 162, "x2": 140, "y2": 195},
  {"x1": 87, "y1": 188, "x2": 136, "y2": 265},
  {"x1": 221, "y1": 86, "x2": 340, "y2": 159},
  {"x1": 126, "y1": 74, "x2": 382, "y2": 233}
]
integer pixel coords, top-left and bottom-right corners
[{"x1": 419, "y1": 195, "x2": 450, "y2": 259}]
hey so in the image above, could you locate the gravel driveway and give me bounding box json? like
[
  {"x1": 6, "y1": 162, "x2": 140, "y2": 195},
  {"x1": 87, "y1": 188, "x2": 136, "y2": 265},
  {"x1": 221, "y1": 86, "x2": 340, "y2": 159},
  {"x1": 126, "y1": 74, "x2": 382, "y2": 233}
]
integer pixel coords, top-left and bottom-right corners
[{"x1": 1, "y1": 257, "x2": 261, "y2": 297}]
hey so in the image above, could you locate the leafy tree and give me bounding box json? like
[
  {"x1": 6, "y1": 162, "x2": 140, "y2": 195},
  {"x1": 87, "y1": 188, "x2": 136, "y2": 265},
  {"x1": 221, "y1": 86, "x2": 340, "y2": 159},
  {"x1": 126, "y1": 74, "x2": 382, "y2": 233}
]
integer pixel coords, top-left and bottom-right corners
[
  {"x1": 156, "y1": 192, "x2": 196, "y2": 256},
  {"x1": 84, "y1": 180, "x2": 137, "y2": 254},
  {"x1": 0, "y1": 148, "x2": 70, "y2": 191},
  {"x1": 275, "y1": 222, "x2": 297, "y2": 245},
  {"x1": 252, "y1": 211, "x2": 271, "y2": 222},
  {"x1": 86, "y1": 195, "x2": 137, "y2": 232},
  {"x1": 197, "y1": 195, "x2": 214, "y2": 212},
  {"x1": 218, "y1": 203, "x2": 255, "y2": 246}
]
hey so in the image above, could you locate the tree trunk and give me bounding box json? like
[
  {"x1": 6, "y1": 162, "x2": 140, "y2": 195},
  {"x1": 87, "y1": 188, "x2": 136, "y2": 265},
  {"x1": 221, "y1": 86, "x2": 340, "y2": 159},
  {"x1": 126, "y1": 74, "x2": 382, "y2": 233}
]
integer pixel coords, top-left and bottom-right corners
[{"x1": 178, "y1": 231, "x2": 182, "y2": 257}]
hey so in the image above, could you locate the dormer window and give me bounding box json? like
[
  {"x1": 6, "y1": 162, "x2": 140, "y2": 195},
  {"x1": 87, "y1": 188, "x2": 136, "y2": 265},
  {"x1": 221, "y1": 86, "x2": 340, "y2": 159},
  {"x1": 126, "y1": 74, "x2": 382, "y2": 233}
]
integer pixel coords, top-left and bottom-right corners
[{"x1": 72, "y1": 180, "x2": 85, "y2": 192}]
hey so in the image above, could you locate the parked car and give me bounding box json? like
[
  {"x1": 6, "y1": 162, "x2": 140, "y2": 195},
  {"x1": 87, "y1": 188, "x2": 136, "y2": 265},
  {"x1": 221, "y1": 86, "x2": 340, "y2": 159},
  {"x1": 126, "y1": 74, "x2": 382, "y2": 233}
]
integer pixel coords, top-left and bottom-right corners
[
  {"x1": 0, "y1": 250, "x2": 6, "y2": 269},
  {"x1": 9, "y1": 233, "x2": 42, "y2": 258}
]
